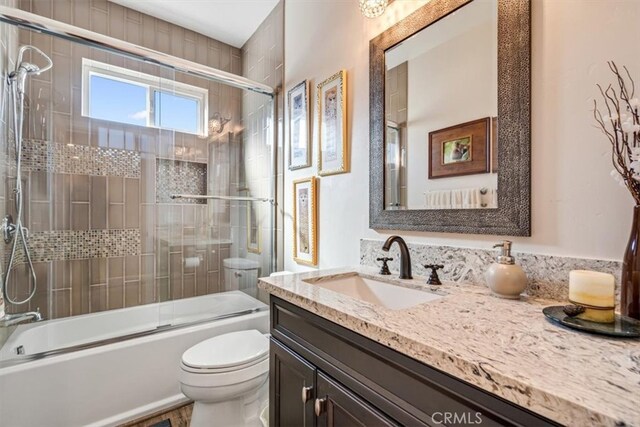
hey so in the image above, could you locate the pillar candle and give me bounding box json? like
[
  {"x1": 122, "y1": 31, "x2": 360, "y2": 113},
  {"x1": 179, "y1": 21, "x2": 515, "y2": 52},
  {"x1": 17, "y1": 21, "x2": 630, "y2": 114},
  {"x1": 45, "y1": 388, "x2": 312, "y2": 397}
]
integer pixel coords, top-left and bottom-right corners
[{"x1": 569, "y1": 270, "x2": 615, "y2": 323}]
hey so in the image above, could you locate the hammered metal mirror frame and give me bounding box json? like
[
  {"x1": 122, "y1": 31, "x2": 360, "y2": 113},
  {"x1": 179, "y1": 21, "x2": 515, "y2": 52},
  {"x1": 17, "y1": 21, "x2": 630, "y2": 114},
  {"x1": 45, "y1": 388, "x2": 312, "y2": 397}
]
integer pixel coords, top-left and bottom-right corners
[{"x1": 369, "y1": 0, "x2": 531, "y2": 236}]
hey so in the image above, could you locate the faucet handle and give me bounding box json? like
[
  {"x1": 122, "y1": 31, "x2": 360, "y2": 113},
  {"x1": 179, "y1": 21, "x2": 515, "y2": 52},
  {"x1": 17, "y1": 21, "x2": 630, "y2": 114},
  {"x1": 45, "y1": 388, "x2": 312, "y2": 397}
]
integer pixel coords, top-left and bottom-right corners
[
  {"x1": 376, "y1": 257, "x2": 393, "y2": 275},
  {"x1": 424, "y1": 264, "x2": 444, "y2": 285}
]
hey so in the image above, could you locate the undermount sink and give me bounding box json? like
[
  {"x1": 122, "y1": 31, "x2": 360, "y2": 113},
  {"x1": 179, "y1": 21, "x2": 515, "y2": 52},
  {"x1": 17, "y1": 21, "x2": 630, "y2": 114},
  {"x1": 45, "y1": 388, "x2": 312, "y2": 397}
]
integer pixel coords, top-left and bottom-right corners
[{"x1": 304, "y1": 274, "x2": 442, "y2": 310}]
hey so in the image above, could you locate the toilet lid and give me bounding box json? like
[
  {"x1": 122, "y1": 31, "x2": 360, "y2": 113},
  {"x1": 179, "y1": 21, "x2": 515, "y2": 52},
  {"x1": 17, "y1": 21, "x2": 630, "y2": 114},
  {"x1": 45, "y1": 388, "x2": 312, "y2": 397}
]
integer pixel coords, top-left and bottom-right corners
[
  {"x1": 223, "y1": 257, "x2": 260, "y2": 271},
  {"x1": 182, "y1": 330, "x2": 268, "y2": 370}
]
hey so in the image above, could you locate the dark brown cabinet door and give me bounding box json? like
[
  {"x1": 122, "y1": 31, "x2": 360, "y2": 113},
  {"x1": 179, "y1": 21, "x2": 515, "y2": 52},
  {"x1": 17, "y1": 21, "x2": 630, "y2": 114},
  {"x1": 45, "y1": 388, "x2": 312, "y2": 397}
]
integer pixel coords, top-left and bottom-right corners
[
  {"x1": 270, "y1": 338, "x2": 316, "y2": 427},
  {"x1": 315, "y1": 372, "x2": 398, "y2": 427}
]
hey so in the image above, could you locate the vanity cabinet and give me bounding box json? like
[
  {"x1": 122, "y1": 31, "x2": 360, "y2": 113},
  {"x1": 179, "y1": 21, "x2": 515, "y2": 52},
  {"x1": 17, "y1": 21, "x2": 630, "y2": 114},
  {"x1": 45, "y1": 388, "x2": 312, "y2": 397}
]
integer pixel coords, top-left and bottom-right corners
[
  {"x1": 269, "y1": 296, "x2": 559, "y2": 427},
  {"x1": 271, "y1": 339, "x2": 395, "y2": 427}
]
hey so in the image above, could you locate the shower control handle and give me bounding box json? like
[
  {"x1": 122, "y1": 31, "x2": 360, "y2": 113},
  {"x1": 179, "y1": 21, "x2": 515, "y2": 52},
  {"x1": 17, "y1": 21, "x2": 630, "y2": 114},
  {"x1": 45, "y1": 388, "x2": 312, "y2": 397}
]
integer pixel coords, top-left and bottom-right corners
[
  {"x1": 314, "y1": 397, "x2": 327, "y2": 416},
  {"x1": 234, "y1": 272, "x2": 243, "y2": 278},
  {"x1": 2, "y1": 215, "x2": 16, "y2": 244},
  {"x1": 301, "y1": 385, "x2": 313, "y2": 403}
]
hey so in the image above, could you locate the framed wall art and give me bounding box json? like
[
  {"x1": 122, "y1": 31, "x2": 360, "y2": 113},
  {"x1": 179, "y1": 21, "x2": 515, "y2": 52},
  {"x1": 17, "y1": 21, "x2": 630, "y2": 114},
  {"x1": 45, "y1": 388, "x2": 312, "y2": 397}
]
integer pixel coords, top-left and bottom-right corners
[
  {"x1": 288, "y1": 80, "x2": 311, "y2": 170},
  {"x1": 428, "y1": 117, "x2": 490, "y2": 179},
  {"x1": 247, "y1": 202, "x2": 261, "y2": 254},
  {"x1": 293, "y1": 177, "x2": 318, "y2": 266},
  {"x1": 317, "y1": 70, "x2": 348, "y2": 176}
]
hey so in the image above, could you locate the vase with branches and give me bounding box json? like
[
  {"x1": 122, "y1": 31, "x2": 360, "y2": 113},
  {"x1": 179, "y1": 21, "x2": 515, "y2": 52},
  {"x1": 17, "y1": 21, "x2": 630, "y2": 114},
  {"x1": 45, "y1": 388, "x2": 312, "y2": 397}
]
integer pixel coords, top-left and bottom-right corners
[{"x1": 594, "y1": 61, "x2": 640, "y2": 320}]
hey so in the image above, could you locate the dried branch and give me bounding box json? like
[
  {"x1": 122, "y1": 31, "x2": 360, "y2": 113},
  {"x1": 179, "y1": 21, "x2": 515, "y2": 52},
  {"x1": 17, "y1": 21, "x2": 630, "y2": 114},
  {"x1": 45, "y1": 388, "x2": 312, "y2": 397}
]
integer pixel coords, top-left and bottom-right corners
[
  {"x1": 624, "y1": 65, "x2": 636, "y2": 99},
  {"x1": 594, "y1": 62, "x2": 640, "y2": 204}
]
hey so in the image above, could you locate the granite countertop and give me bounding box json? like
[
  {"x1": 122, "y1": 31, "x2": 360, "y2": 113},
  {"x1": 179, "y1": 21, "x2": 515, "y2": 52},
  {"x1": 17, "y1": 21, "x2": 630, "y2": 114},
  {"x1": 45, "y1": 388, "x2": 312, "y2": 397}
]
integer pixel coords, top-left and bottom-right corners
[{"x1": 258, "y1": 267, "x2": 640, "y2": 427}]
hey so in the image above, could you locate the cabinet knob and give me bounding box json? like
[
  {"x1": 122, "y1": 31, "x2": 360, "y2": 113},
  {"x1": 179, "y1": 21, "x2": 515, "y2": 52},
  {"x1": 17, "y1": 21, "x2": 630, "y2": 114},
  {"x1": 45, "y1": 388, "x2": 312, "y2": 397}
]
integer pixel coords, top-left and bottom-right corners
[
  {"x1": 301, "y1": 385, "x2": 313, "y2": 403},
  {"x1": 314, "y1": 397, "x2": 327, "y2": 416}
]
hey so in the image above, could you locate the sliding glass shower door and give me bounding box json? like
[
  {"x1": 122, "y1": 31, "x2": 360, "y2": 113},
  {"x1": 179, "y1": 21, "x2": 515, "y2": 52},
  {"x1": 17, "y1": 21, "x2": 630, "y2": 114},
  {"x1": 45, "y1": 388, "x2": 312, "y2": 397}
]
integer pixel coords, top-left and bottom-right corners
[{"x1": 0, "y1": 13, "x2": 277, "y2": 358}]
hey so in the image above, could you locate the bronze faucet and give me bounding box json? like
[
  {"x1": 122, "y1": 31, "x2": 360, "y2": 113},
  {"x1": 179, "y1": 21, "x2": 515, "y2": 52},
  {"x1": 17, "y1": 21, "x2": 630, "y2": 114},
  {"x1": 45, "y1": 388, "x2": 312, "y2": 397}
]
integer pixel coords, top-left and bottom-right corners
[{"x1": 381, "y1": 236, "x2": 413, "y2": 279}]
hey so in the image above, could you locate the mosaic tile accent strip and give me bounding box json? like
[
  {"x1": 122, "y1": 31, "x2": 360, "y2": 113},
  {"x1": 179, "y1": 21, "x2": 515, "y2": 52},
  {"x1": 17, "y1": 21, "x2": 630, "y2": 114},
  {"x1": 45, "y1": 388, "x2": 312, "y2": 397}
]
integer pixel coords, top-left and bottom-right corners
[
  {"x1": 10, "y1": 229, "x2": 140, "y2": 263},
  {"x1": 360, "y1": 239, "x2": 622, "y2": 301},
  {"x1": 20, "y1": 139, "x2": 140, "y2": 178},
  {"x1": 156, "y1": 158, "x2": 207, "y2": 204}
]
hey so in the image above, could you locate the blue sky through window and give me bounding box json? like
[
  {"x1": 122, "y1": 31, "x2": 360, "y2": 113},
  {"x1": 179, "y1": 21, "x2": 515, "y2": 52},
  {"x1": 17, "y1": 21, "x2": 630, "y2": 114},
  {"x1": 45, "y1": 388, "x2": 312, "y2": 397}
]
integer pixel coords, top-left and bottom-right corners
[
  {"x1": 87, "y1": 70, "x2": 203, "y2": 135},
  {"x1": 89, "y1": 75, "x2": 148, "y2": 126},
  {"x1": 154, "y1": 90, "x2": 199, "y2": 134}
]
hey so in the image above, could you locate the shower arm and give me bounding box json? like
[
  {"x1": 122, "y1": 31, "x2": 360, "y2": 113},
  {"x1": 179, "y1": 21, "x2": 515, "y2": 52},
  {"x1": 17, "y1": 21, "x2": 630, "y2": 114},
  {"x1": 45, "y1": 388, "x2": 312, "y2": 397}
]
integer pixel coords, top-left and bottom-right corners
[{"x1": 170, "y1": 194, "x2": 275, "y2": 204}]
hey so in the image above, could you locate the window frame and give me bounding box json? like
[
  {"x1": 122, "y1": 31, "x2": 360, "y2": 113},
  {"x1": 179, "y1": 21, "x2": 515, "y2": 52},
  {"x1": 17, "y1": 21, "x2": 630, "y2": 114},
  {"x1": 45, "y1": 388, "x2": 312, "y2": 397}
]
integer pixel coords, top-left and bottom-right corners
[{"x1": 81, "y1": 58, "x2": 209, "y2": 136}]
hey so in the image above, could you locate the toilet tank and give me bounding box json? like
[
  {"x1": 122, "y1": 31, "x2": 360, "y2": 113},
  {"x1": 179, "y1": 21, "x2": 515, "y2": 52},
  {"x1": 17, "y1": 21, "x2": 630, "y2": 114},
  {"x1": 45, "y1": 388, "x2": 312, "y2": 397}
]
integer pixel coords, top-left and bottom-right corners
[{"x1": 223, "y1": 258, "x2": 260, "y2": 296}]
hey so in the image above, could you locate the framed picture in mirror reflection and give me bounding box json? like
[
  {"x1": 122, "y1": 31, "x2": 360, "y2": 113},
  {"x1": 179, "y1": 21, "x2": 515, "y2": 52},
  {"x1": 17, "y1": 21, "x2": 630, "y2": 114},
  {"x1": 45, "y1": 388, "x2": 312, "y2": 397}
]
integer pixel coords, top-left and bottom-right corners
[{"x1": 428, "y1": 117, "x2": 490, "y2": 179}]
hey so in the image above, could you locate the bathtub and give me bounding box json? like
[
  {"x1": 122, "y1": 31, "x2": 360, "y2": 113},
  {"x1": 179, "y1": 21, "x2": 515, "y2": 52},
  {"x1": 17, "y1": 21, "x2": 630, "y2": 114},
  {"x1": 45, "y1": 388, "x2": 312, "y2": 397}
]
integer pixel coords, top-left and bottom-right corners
[{"x1": 0, "y1": 290, "x2": 269, "y2": 427}]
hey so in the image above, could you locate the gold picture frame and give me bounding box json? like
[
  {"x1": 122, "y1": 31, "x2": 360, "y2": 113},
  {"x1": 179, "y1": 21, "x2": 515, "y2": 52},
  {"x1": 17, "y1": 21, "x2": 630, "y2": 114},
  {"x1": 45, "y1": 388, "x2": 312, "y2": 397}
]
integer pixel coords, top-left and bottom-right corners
[
  {"x1": 317, "y1": 70, "x2": 348, "y2": 176},
  {"x1": 288, "y1": 80, "x2": 311, "y2": 170},
  {"x1": 293, "y1": 177, "x2": 318, "y2": 266},
  {"x1": 246, "y1": 202, "x2": 261, "y2": 254}
]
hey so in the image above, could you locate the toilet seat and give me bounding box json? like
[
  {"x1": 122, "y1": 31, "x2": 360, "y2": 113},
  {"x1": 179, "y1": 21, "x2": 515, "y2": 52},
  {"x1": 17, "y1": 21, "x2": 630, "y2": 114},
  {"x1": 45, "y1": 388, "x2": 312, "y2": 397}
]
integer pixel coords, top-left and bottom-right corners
[
  {"x1": 182, "y1": 329, "x2": 268, "y2": 370},
  {"x1": 181, "y1": 352, "x2": 268, "y2": 374},
  {"x1": 180, "y1": 358, "x2": 269, "y2": 388}
]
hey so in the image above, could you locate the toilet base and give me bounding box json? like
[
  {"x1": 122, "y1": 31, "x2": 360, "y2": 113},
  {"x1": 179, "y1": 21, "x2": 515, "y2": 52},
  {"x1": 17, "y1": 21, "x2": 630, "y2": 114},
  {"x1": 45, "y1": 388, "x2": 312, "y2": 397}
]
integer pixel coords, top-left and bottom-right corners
[{"x1": 189, "y1": 377, "x2": 268, "y2": 427}]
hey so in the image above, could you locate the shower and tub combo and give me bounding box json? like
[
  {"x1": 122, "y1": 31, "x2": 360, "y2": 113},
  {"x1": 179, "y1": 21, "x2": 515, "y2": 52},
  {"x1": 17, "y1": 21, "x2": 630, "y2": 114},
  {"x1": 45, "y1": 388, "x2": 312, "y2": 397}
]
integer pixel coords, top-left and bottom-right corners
[
  {"x1": 0, "y1": 4, "x2": 281, "y2": 426},
  {"x1": 0, "y1": 44, "x2": 52, "y2": 325}
]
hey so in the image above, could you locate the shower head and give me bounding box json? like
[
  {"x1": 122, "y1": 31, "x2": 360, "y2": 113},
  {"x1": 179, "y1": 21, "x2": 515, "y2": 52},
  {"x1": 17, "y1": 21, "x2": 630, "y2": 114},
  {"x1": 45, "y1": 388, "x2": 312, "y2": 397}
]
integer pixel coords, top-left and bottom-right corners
[
  {"x1": 8, "y1": 45, "x2": 53, "y2": 95},
  {"x1": 17, "y1": 62, "x2": 41, "y2": 74}
]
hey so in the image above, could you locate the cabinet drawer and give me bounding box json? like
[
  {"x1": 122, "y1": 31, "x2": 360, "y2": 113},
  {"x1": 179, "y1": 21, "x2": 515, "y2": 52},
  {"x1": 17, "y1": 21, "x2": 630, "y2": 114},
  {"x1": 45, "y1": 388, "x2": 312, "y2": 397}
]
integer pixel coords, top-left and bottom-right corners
[{"x1": 271, "y1": 297, "x2": 558, "y2": 427}]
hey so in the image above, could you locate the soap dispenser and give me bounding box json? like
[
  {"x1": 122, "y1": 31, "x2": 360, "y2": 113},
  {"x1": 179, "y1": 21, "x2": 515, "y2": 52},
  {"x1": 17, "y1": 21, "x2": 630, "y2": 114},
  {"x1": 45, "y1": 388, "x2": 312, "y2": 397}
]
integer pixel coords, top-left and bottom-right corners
[{"x1": 485, "y1": 241, "x2": 528, "y2": 299}]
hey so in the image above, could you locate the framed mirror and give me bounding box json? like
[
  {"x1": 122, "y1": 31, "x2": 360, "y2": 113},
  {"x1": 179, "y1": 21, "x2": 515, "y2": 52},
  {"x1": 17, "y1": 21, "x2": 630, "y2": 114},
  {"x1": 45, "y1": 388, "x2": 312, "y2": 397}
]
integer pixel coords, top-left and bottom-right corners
[{"x1": 369, "y1": 0, "x2": 531, "y2": 235}]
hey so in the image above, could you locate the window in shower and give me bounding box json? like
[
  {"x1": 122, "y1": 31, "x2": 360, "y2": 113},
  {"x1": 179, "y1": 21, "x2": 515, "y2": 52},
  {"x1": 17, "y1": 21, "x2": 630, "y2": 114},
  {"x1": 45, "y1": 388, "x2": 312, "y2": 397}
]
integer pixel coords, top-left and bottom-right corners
[
  {"x1": 81, "y1": 58, "x2": 208, "y2": 136},
  {"x1": 153, "y1": 90, "x2": 200, "y2": 134}
]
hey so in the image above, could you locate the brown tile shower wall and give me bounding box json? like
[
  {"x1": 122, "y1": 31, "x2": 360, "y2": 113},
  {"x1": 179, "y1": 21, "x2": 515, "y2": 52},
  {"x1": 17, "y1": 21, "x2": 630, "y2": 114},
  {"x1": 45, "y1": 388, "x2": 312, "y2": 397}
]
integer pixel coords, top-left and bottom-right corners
[
  {"x1": 240, "y1": 1, "x2": 284, "y2": 277},
  {"x1": 3, "y1": 0, "x2": 243, "y2": 320}
]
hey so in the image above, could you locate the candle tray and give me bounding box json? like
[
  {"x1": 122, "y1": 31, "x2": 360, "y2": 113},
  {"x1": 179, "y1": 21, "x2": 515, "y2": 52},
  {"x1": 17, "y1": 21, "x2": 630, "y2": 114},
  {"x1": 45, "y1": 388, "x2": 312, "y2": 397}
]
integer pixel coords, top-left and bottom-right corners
[{"x1": 543, "y1": 306, "x2": 640, "y2": 338}]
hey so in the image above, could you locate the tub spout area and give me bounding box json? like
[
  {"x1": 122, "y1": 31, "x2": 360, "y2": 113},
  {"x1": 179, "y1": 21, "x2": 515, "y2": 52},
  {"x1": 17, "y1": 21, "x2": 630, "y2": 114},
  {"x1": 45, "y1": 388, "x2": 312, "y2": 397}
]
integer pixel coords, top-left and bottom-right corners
[{"x1": 0, "y1": 310, "x2": 43, "y2": 327}]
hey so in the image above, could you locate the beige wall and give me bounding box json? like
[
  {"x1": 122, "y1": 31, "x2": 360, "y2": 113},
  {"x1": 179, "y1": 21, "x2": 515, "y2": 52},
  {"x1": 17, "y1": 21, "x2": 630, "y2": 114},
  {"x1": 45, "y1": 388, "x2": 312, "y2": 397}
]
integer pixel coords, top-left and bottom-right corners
[{"x1": 284, "y1": 0, "x2": 640, "y2": 273}]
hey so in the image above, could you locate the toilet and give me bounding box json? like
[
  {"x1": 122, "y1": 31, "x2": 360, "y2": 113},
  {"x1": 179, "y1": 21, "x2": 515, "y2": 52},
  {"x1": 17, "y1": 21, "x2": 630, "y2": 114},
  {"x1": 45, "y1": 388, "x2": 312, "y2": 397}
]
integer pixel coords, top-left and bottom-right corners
[
  {"x1": 223, "y1": 258, "x2": 261, "y2": 297},
  {"x1": 179, "y1": 329, "x2": 269, "y2": 427}
]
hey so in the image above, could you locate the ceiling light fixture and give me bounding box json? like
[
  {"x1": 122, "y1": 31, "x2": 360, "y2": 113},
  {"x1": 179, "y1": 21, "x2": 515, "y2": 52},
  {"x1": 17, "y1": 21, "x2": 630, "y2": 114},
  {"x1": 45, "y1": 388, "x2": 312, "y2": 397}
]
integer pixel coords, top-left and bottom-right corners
[{"x1": 359, "y1": 0, "x2": 388, "y2": 18}]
